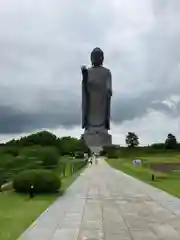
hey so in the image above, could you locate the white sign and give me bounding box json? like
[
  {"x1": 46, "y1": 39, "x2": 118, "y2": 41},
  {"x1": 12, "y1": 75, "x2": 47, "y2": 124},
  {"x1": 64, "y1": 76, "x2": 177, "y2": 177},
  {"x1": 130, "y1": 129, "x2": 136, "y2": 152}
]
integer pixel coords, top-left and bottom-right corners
[{"x1": 132, "y1": 159, "x2": 142, "y2": 166}]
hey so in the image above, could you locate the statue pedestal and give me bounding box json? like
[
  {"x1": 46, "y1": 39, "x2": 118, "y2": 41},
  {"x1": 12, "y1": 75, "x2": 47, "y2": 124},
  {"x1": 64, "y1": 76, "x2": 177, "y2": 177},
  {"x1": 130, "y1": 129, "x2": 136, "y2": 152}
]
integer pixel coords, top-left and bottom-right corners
[{"x1": 83, "y1": 131, "x2": 112, "y2": 149}]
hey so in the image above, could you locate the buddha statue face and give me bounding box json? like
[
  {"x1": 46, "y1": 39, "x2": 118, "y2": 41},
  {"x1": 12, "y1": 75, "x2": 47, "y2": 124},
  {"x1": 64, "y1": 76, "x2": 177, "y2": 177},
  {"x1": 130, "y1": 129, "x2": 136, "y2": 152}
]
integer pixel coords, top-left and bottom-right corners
[{"x1": 90, "y1": 47, "x2": 104, "y2": 67}]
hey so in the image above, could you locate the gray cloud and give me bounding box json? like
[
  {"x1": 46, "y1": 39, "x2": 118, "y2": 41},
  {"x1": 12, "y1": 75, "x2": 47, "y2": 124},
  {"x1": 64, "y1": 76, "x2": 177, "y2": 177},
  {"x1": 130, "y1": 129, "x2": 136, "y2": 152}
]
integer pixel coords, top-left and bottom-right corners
[
  {"x1": 0, "y1": 90, "x2": 173, "y2": 134},
  {"x1": 0, "y1": 0, "x2": 180, "y2": 134}
]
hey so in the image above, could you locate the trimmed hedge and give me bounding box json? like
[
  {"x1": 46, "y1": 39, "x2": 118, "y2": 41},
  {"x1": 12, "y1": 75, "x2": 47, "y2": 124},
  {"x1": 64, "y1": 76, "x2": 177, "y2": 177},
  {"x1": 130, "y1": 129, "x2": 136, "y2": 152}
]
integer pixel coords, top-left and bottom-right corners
[
  {"x1": 13, "y1": 169, "x2": 61, "y2": 193},
  {"x1": 40, "y1": 147, "x2": 59, "y2": 168},
  {"x1": 59, "y1": 159, "x2": 88, "y2": 177}
]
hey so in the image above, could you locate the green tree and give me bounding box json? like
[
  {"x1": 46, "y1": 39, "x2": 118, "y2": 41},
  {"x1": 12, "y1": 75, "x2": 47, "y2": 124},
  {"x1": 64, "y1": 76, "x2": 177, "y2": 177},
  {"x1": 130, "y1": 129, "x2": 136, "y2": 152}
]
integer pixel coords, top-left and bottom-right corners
[
  {"x1": 59, "y1": 137, "x2": 87, "y2": 155},
  {"x1": 165, "y1": 133, "x2": 177, "y2": 149},
  {"x1": 5, "y1": 131, "x2": 57, "y2": 147},
  {"x1": 3, "y1": 131, "x2": 88, "y2": 156},
  {"x1": 125, "y1": 132, "x2": 139, "y2": 147}
]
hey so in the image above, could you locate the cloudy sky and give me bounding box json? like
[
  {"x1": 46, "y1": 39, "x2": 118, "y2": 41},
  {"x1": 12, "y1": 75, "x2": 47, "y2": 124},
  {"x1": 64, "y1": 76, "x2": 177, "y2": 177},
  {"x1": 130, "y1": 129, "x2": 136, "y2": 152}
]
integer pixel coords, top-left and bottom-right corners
[{"x1": 0, "y1": 0, "x2": 180, "y2": 145}]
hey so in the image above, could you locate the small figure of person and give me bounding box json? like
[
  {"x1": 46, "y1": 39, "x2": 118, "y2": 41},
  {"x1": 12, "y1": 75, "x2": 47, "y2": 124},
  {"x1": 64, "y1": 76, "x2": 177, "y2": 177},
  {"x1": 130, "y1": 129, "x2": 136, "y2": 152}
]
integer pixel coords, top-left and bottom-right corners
[
  {"x1": 88, "y1": 153, "x2": 93, "y2": 167},
  {"x1": 94, "y1": 153, "x2": 98, "y2": 165}
]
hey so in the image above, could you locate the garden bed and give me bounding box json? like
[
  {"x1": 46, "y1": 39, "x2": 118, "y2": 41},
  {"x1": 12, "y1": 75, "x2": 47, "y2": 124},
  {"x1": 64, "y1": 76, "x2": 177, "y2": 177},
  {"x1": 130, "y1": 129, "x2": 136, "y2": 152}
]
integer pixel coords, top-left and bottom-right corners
[{"x1": 150, "y1": 163, "x2": 180, "y2": 173}]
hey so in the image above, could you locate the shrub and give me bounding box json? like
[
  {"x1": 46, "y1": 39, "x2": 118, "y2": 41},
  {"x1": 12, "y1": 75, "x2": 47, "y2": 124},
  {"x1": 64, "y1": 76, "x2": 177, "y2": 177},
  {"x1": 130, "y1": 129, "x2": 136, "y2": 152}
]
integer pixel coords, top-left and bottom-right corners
[
  {"x1": 59, "y1": 159, "x2": 87, "y2": 177},
  {"x1": 40, "y1": 147, "x2": 59, "y2": 168},
  {"x1": 102, "y1": 146, "x2": 120, "y2": 158},
  {"x1": 13, "y1": 169, "x2": 61, "y2": 193},
  {"x1": 74, "y1": 152, "x2": 84, "y2": 159},
  {"x1": 1, "y1": 147, "x2": 19, "y2": 156},
  {"x1": 19, "y1": 146, "x2": 43, "y2": 159},
  {"x1": 0, "y1": 154, "x2": 15, "y2": 169}
]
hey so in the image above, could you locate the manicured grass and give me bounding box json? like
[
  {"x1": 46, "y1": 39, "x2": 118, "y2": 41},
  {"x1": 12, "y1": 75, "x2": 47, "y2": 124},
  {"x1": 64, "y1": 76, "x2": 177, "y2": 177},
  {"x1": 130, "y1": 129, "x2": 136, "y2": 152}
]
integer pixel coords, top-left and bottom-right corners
[
  {"x1": 0, "y1": 167, "x2": 84, "y2": 240},
  {"x1": 140, "y1": 154, "x2": 180, "y2": 164},
  {"x1": 0, "y1": 192, "x2": 57, "y2": 240},
  {"x1": 107, "y1": 157, "x2": 180, "y2": 198}
]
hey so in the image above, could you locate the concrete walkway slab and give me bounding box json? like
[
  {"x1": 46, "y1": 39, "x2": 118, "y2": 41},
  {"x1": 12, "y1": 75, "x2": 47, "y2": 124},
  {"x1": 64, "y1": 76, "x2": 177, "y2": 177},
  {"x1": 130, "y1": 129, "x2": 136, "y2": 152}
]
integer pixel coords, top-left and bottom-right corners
[{"x1": 18, "y1": 159, "x2": 180, "y2": 240}]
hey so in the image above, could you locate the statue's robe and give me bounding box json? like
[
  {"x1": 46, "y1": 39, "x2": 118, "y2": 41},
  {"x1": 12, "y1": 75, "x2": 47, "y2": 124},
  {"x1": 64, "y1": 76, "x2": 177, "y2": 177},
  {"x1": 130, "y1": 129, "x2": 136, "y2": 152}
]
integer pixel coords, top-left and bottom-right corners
[{"x1": 82, "y1": 66, "x2": 112, "y2": 133}]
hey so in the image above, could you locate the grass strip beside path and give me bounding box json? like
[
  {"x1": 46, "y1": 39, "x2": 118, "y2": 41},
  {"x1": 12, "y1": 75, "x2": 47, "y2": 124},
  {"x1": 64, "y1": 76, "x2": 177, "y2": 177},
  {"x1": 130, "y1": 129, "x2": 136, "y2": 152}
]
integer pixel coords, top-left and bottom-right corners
[
  {"x1": 107, "y1": 158, "x2": 180, "y2": 198},
  {"x1": 0, "y1": 167, "x2": 84, "y2": 240}
]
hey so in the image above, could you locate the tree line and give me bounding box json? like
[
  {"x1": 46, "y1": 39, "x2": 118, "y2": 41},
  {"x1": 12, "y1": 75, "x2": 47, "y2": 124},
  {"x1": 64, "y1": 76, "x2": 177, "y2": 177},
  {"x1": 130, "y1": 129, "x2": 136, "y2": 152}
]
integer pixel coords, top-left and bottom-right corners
[
  {"x1": 0, "y1": 131, "x2": 89, "y2": 186},
  {"x1": 125, "y1": 132, "x2": 179, "y2": 150},
  {"x1": 0, "y1": 131, "x2": 179, "y2": 156},
  {"x1": 0, "y1": 131, "x2": 179, "y2": 153},
  {"x1": 0, "y1": 131, "x2": 89, "y2": 156}
]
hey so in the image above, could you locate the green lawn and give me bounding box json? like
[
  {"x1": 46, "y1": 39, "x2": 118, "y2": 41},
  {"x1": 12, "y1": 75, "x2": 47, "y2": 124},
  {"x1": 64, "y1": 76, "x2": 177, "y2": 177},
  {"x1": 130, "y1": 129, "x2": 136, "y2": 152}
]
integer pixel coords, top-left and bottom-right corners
[
  {"x1": 107, "y1": 157, "x2": 180, "y2": 198},
  {"x1": 0, "y1": 167, "x2": 84, "y2": 240}
]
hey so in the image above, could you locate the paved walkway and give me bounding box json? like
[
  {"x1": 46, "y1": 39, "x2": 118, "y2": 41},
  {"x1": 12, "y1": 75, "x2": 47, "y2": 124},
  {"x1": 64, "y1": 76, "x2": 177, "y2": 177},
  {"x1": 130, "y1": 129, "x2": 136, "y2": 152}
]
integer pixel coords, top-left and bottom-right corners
[{"x1": 19, "y1": 159, "x2": 180, "y2": 240}]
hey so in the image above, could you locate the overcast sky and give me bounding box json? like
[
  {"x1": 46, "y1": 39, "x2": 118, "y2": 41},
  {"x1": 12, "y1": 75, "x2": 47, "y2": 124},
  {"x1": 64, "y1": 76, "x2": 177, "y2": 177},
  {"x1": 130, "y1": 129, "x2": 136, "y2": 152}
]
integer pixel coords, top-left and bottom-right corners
[{"x1": 0, "y1": 0, "x2": 180, "y2": 145}]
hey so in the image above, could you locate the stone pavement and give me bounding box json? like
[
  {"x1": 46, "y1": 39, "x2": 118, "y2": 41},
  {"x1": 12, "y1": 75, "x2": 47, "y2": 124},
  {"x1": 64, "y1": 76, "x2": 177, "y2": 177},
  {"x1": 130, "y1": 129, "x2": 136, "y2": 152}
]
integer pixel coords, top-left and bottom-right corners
[{"x1": 19, "y1": 158, "x2": 180, "y2": 240}]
